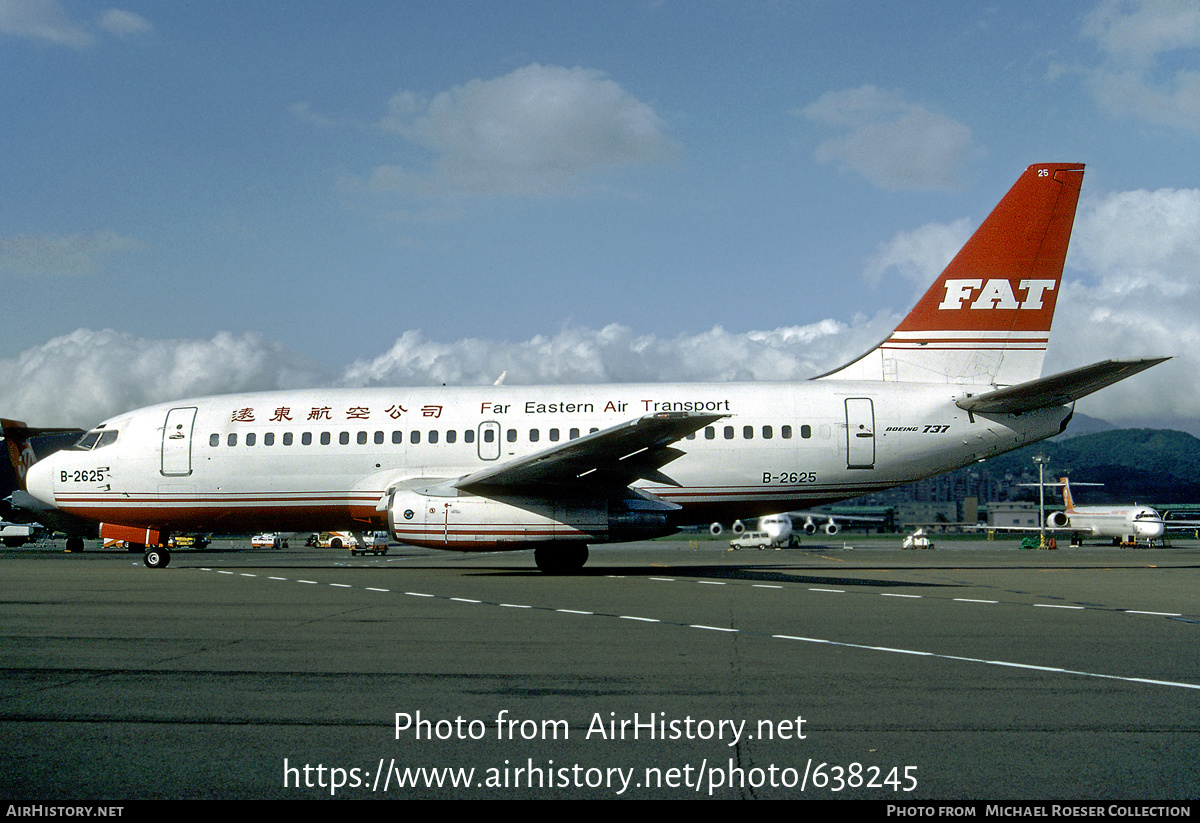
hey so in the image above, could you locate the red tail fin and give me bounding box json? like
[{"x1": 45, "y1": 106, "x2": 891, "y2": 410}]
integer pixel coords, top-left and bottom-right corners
[{"x1": 819, "y1": 163, "x2": 1084, "y2": 386}]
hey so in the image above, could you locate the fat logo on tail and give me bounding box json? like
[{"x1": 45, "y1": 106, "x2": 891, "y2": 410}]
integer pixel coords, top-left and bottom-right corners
[{"x1": 819, "y1": 163, "x2": 1085, "y2": 387}]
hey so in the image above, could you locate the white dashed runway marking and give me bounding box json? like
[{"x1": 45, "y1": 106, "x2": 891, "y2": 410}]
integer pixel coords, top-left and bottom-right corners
[{"x1": 195, "y1": 566, "x2": 1199, "y2": 691}]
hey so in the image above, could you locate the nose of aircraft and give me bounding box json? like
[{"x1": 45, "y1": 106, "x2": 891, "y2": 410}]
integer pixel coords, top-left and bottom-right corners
[
  {"x1": 24, "y1": 458, "x2": 57, "y2": 509},
  {"x1": 1136, "y1": 514, "x2": 1166, "y2": 540}
]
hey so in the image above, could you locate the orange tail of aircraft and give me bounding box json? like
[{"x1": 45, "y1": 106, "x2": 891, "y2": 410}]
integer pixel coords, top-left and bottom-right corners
[
  {"x1": 1060, "y1": 477, "x2": 1076, "y2": 512},
  {"x1": 820, "y1": 163, "x2": 1085, "y2": 387}
]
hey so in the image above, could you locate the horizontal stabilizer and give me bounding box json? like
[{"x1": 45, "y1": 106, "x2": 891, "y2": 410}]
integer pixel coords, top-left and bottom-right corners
[{"x1": 956, "y1": 357, "x2": 1169, "y2": 415}]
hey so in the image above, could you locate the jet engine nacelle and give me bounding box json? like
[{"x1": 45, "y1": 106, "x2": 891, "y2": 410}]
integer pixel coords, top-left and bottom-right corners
[
  {"x1": 1046, "y1": 511, "x2": 1070, "y2": 529},
  {"x1": 824, "y1": 519, "x2": 840, "y2": 536},
  {"x1": 388, "y1": 489, "x2": 674, "y2": 550},
  {"x1": 802, "y1": 517, "x2": 817, "y2": 535},
  {"x1": 709, "y1": 522, "x2": 723, "y2": 536},
  {"x1": 731, "y1": 519, "x2": 746, "y2": 534}
]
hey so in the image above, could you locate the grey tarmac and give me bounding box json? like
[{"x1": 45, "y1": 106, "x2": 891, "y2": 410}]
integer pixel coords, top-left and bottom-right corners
[{"x1": 1, "y1": 537, "x2": 1197, "y2": 800}]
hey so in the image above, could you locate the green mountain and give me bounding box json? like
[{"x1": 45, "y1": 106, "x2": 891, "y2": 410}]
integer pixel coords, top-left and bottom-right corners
[{"x1": 978, "y1": 429, "x2": 1200, "y2": 505}]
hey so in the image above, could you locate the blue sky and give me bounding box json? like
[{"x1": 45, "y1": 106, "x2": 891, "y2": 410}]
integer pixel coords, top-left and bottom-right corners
[{"x1": 2, "y1": 1, "x2": 1199, "y2": 430}]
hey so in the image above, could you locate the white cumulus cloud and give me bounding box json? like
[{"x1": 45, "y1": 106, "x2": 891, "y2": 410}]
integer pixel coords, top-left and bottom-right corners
[
  {"x1": 864, "y1": 217, "x2": 974, "y2": 293},
  {"x1": 97, "y1": 8, "x2": 151, "y2": 37},
  {"x1": 340, "y1": 321, "x2": 889, "y2": 390},
  {"x1": 0, "y1": 0, "x2": 150, "y2": 47},
  {"x1": 368, "y1": 63, "x2": 678, "y2": 197},
  {"x1": 0, "y1": 0, "x2": 92, "y2": 47},
  {"x1": 1079, "y1": 0, "x2": 1200, "y2": 132},
  {"x1": 0, "y1": 330, "x2": 331, "y2": 427},
  {"x1": 0, "y1": 231, "x2": 144, "y2": 276},
  {"x1": 801, "y1": 86, "x2": 972, "y2": 190}
]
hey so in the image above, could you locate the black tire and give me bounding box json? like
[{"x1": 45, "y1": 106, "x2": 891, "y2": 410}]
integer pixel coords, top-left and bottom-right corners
[{"x1": 144, "y1": 548, "x2": 171, "y2": 568}]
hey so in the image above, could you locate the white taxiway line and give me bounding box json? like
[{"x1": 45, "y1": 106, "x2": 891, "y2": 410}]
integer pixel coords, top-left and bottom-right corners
[{"x1": 195, "y1": 567, "x2": 1199, "y2": 691}]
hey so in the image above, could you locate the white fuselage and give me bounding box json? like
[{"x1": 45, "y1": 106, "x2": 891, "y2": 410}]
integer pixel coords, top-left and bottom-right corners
[
  {"x1": 1061, "y1": 506, "x2": 1165, "y2": 542},
  {"x1": 26, "y1": 380, "x2": 1071, "y2": 550}
]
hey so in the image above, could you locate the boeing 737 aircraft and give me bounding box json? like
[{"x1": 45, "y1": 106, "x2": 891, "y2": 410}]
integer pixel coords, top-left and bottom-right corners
[{"x1": 20, "y1": 164, "x2": 1168, "y2": 571}]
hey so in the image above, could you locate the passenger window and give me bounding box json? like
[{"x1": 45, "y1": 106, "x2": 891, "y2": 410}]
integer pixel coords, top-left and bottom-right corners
[
  {"x1": 743, "y1": 426, "x2": 753, "y2": 440},
  {"x1": 782, "y1": 425, "x2": 792, "y2": 439},
  {"x1": 320, "y1": 432, "x2": 331, "y2": 445},
  {"x1": 801, "y1": 425, "x2": 811, "y2": 439},
  {"x1": 762, "y1": 426, "x2": 772, "y2": 439},
  {"x1": 264, "y1": 432, "x2": 274, "y2": 446},
  {"x1": 374, "y1": 431, "x2": 384, "y2": 445},
  {"x1": 209, "y1": 434, "x2": 219, "y2": 447},
  {"x1": 411, "y1": 431, "x2": 421, "y2": 444},
  {"x1": 483, "y1": 429, "x2": 495, "y2": 443},
  {"x1": 464, "y1": 430, "x2": 474, "y2": 444},
  {"x1": 724, "y1": 426, "x2": 734, "y2": 440},
  {"x1": 529, "y1": 429, "x2": 539, "y2": 443},
  {"x1": 246, "y1": 433, "x2": 256, "y2": 446},
  {"x1": 339, "y1": 432, "x2": 350, "y2": 445},
  {"x1": 446, "y1": 430, "x2": 457, "y2": 444},
  {"x1": 392, "y1": 431, "x2": 402, "y2": 444},
  {"x1": 428, "y1": 430, "x2": 439, "y2": 444},
  {"x1": 550, "y1": 428, "x2": 559, "y2": 442},
  {"x1": 569, "y1": 428, "x2": 580, "y2": 439},
  {"x1": 705, "y1": 427, "x2": 715, "y2": 440},
  {"x1": 302, "y1": 432, "x2": 312, "y2": 446},
  {"x1": 283, "y1": 432, "x2": 293, "y2": 446},
  {"x1": 357, "y1": 431, "x2": 367, "y2": 445},
  {"x1": 227, "y1": 433, "x2": 237, "y2": 447},
  {"x1": 507, "y1": 429, "x2": 517, "y2": 443}
]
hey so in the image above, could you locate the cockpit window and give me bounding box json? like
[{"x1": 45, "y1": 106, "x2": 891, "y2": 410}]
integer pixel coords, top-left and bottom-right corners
[
  {"x1": 72, "y1": 427, "x2": 119, "y2": 450},
  {"x1": 73, "y1": 431, "x2": 101, "y2": 450}
]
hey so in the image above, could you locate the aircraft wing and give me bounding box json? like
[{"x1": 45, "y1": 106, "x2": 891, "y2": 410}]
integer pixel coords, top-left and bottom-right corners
[
  {"x1": 1163, "y1": 517, "x2": 1200, "y2": 528},
  {"x1": 454, "y1": 411, "x2": 725, "y2": 494},
  {"x1": 956, "y1": 358, "x2": 1169, "y2": 415},
  {"x1": 970, "y1": 524, "x2": 1073, "y2": 533},
  {"x1": 783, "y1": 510, "x2": 886, "y2": 523}
]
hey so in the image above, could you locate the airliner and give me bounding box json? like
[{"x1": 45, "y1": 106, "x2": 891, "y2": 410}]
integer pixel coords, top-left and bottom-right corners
[
  {"x1": 710, "y1": 510, "x2": 884, "y2": 542},
  {"x1": 719, "y1": 512, "x2": 879, "y2": 550},
  {"x1": 20, "y1": 163, "x2": 1168, "y2": 571},
  {"x1": 1047, "y1": 477, "x2": 1166, "y2": 546}
]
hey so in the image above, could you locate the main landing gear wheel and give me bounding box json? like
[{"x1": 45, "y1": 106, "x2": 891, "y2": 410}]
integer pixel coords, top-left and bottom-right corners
[
  {"x1": 144, "y1": 548, "x2": 171, "y2": 568},
  {"x1": 65, "y1": 536, "x2": 84, "y2": 553},
  {"x1": 534, "y1": 544, "x2": 589, "y2": 574}
]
